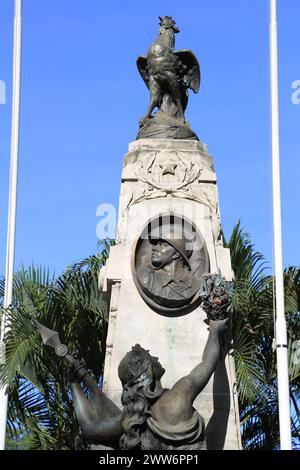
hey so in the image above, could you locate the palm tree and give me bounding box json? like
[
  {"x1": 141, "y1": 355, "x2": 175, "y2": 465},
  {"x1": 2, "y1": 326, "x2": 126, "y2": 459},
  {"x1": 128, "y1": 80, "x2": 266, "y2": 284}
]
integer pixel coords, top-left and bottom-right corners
[
  {"x1": 225, "y1": 222, "x2": 300, "y2": 449},
  {"x1": 0, "y1": 241, "x2": 112, "y2": 449}
]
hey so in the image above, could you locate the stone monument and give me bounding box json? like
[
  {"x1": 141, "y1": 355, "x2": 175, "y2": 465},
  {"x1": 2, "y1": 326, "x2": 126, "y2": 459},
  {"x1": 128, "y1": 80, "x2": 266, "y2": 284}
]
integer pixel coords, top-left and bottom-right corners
[
  {"x1": 97, "y1": 16, "x2": 242, "y2": 450},
  {"x1": 37, "y1": 16, "x2": 242, "y2": 450}
]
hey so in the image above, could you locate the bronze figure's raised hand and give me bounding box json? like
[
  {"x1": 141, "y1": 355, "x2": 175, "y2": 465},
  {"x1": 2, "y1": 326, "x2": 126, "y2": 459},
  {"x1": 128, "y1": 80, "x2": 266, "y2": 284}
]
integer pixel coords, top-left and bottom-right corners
[
  {"x1": 137, "y1": 16, "x2": 200, "y2": 140},
  {"x1": 200, "y1": 273, "x2": 234, "y2": 321}
]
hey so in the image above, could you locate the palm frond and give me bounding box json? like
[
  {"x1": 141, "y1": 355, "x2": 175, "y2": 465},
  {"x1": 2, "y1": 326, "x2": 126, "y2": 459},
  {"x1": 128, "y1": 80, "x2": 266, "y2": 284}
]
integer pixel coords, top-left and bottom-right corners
[{"x1": 1, "y1": 248, "x2": 109, "y2": 449}]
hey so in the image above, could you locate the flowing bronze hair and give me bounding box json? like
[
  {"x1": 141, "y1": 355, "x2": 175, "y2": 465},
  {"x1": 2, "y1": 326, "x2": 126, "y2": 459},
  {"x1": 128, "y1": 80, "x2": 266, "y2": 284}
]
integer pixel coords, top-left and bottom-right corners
[{"x1": 118, "y1": 345, "x2": 165, "y2": 450}]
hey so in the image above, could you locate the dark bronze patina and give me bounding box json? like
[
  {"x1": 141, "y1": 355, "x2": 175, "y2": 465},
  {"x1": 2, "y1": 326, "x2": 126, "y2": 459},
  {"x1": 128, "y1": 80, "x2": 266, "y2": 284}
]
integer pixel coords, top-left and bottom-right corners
[
  {"x1": 36, "y1": 317, "x2": 229, "y2": 450},
  {"x1": 35, "y1": 321, "x2": 123, "y2": 442},
  {"x1": 133, "y1": 215, "x2": 210, "y2": 316},
  {"x1": 137, "y1": 16, "x2": 200, "y2": 140},
  {"x1": 200, "y1": 273, "x2": 234, "y2": 321}
]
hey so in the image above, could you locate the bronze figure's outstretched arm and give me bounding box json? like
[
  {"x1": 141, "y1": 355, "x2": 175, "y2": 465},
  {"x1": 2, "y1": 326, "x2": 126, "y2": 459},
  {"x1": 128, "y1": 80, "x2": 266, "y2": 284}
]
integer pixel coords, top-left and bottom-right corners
[
  {"x1": 69, "y1": 360, "x2": 123, "y2": 443},
  {"x1": 35, "y1": 321, "x2": 123, "y2": 444},
  {"x1": 150, "y1": 319, "x2": 228, "y2": 425},
  {"x1": 185, "y1": 319, "x2": 228, "y2": 399}
]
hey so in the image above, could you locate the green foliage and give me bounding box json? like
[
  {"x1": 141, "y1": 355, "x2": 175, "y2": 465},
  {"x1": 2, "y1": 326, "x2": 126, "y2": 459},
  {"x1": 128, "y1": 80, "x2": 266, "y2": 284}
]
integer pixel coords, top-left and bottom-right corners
[
  {"x1": 0, "y1": 241, "x2": 112, "y2": 450},
  {"x1": 5, "y1": 428, "x2": 33, "y2": 450},
  {"x1": 225, "y1": 221, "x2": 300, "y2": 449}
]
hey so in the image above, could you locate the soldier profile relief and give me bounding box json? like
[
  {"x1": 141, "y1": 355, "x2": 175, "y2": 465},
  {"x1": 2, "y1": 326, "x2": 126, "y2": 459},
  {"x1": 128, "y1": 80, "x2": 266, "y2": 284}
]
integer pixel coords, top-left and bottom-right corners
[{"x1": 133, "y1": 215, "x2": 210, "y2": 316}]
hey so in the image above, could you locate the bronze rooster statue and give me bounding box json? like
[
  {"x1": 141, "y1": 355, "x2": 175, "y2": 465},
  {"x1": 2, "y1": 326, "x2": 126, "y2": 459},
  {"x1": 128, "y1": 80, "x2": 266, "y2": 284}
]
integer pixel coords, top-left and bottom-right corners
[{"x1": 137, "y1": 16, "x2": 200, "y2": 140}]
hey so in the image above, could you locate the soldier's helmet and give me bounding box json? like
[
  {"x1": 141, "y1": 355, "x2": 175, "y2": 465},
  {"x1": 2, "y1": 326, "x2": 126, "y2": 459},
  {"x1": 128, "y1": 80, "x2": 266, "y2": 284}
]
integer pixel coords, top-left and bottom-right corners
[{"x1": 149, "y1": 223, "x2": 193, "y2": 270}]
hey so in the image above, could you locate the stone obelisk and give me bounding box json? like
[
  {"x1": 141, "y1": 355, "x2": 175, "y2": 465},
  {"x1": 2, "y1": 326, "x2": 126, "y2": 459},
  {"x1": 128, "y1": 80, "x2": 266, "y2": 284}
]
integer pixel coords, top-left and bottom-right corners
[{"x1": 99, "y1": 17, "x2": 241, "y2": 450}]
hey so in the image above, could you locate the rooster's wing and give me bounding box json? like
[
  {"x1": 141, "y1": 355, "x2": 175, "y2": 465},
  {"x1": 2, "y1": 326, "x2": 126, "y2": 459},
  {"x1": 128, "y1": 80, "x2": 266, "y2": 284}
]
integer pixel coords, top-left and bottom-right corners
[
  {"x1": 137, "y1": 55, "x2": 149, "y2": 89},
  {"x1": 174, "y1": 49, "x2": 200, "y2": 93}
]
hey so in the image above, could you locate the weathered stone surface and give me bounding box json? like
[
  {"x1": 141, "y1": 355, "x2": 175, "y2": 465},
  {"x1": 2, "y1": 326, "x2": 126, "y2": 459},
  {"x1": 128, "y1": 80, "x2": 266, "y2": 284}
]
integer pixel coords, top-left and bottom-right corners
[{"x1": 99, "y1": 139, "x2": 242, "y2": 450}]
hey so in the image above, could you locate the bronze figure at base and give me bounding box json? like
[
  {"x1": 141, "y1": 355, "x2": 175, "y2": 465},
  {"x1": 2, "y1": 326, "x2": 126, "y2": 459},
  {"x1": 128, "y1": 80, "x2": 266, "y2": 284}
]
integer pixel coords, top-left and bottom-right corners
[
  {"x1": 35, "y1": 306, "x2": 231, "y2": 451},
  {"x1": 69, "y1": 319, "x2": 228, "y2": 450}
]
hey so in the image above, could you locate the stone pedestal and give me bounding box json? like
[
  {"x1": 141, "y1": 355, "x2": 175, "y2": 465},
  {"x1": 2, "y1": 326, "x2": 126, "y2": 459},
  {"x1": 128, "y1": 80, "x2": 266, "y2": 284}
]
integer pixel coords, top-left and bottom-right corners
[{"x1": 99, "y1": 139, "x2": 242, "y2": 450}]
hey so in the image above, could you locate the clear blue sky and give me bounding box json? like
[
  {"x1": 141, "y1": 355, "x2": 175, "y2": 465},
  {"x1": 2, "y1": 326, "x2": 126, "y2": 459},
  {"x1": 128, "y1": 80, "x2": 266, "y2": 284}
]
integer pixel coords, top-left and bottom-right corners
[{"x1": 0, "y1": 0, "x2": 299, "y2": 276}]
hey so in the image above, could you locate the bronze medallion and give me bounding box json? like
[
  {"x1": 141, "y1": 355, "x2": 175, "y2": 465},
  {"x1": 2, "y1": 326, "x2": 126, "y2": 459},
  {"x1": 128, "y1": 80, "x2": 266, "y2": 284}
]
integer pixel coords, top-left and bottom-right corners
[{"x1": 133, "y1": 214, "x2": 210, "y2": 316}]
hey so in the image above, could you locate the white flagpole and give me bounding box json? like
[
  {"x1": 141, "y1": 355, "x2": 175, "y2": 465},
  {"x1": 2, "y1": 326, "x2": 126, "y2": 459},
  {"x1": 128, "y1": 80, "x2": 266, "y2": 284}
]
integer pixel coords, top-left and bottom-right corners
[
  {"x1": 269, "y1": 0, "x2": 292, "y2": 450},
  {"x1": 0, "y1": 0, "x2": 22, "y2": 450}
]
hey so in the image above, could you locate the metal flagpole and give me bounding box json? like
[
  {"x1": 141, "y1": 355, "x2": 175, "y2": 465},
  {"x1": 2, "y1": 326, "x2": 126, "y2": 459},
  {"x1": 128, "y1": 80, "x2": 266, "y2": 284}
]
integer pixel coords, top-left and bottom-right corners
[
  {"x1": 0, "y1": 0, "x2": 22, "y2": 450},
  {"x1": 269, "y1": 0, "x2": 292, "y2": 450}
]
